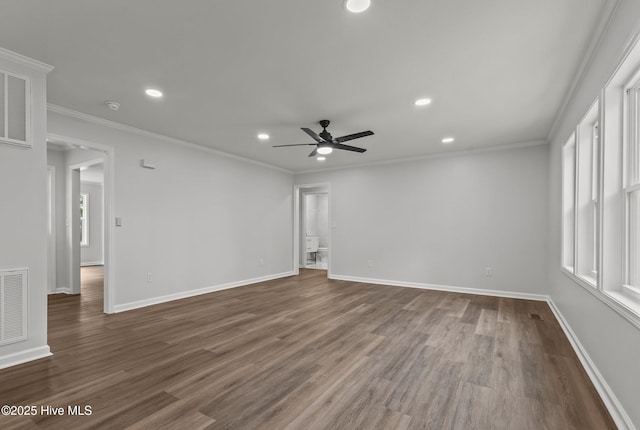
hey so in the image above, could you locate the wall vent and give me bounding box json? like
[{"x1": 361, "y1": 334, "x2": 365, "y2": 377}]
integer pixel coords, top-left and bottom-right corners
[{"x1": 0, "y1": 269, "x2": 28, "y2": 345}]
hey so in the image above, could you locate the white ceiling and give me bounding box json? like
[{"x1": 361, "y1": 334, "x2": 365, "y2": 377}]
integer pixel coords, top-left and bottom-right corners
[{"x1": 1, "y1": 1, "x2": 609, "y2": 172}]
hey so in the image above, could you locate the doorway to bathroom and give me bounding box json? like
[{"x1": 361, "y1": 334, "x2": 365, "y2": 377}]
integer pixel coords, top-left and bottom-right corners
[
  {"x1": 294, "y1": 184, "x2": 331, "y2": 275},
  {"x1": 302, "y1": 190, "x2": 329, "y2": 269}
]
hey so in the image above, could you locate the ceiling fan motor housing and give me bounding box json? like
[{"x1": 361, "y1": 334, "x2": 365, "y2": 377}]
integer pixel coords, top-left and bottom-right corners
[{"x1": 319, "y1": 120, "x2": 332, "y2": 141}]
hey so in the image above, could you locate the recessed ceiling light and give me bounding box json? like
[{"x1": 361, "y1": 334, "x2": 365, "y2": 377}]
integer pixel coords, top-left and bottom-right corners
[
  {"x1": 442, "y1": 137, "x2": 455, "y2": 144},
  {"x1": 345, "y1": 0, "x2": 371, "y2": 13},
  {"x1": 415, "y1": 98, "x2": 432, "y2": 107},
  {"x1": 257, "y1": 133, "x2": 270, "y2": 141},
  {"x1": 317, "y1": 146, "x2": 333, "y2": 155},
  {"x1": 317, "y1": 156, "x2": 326, "y2": 161},
  {"x1": 145, "y1": 88, "x2": 163, "y2": 98}
]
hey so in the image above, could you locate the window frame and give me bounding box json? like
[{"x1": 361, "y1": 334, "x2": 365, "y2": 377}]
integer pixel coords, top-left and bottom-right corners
[
  {"x1": 622, "y1": 79, "x2": 640, "y2": 302},
  {"x1": 0, "y1": 68, "x2": 32, "y2": 148},
  {"x1": 80, "y1": 192, "x2": 89, "y2": 247},
  {"x1": 561, "y1": 133, "x2": 576, "y2": 273},
  {"x1": 574, "y1": 99, "x2": 600, "y2": 288}
]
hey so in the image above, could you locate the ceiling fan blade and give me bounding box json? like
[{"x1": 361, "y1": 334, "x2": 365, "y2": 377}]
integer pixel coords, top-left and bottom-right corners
[
  {"x1": 301, "y1": 127, "x2": 325, "y2": 143},
  {"x1": 335, "y1": 130, "x2": 374, "y2": 143},
  {"x1": 308, "y1": 148, "x2": 318, "y2": 157},
  {"x1": 272, "y1": 144, "x2": 316, "y2": 147},
  {"x1": 333, "y1": 143, "x2": 367, "y2": 153}
]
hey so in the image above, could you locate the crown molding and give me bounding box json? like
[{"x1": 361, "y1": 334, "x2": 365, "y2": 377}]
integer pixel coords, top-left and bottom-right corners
[
  {"x1": 0, "y1": 47, "x2": 54, "y2": 73},
  {"x1": 295, "y1": 139, "x2": 548, "y2": 175},
  {"x1": 546, "y1": 0, "x2": 620, "y2": 142},
  {"x1": 47, "y1": 104, "x2": 293, "y2": 175}
]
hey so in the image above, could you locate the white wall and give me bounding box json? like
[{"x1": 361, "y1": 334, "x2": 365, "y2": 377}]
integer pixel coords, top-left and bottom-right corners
[
  {"x1": 0, "y1": 51, "x2": 51, "y2": 367},
  {"x1": 295, "y1": 143, "x2": 549, "y2": 296},
  {"x1": 48, "y1": 111, "x2": 293, "y2": 309},
  {"x1": 80, "y1": 181, "x2": 103, "y2": 265},
  {"x1": 547, "y1": 0, "x2": 640, "y2": 427}
]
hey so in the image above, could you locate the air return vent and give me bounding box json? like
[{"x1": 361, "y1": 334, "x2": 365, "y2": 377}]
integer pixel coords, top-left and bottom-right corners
[{"x1": 0, "y1": 269, "x2": 28, "y2": 345}]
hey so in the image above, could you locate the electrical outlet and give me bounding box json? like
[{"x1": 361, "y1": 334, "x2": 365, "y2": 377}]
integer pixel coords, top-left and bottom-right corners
[
  {"x1": 147, "y1": 272, "x2": 153, "y2": 283},
  {"x1": 259, "y1": 258, "x2": 264, "y2": 266},
  {"x1": 485, "y1": 267, "x2": 493, "y2": 277},
  {"x1": 367, "y1": 259, "x2": 373, "y2": 268}
]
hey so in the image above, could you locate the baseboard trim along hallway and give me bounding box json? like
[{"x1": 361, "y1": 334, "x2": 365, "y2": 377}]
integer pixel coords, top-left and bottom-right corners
[{"x1": 113, "y1": 271, "x2": 295, "y2": 313}]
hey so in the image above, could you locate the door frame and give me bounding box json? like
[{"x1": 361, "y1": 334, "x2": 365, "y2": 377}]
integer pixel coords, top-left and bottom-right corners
[
  {"x1": 300, "y1": 190, "x2": 329, "y2": 269},
  {"x1": 69, "y1": 158, "x2": 103, "y2": 295},
  {"x1": 48, "y1": 133, "x2": 116, "y2": 314},
  {"x1": 47, "y1": 165, "x2": 56, "y2": 293},
  {"x1": 293, "y1": 183, "x2": 331, "y2": 276}
]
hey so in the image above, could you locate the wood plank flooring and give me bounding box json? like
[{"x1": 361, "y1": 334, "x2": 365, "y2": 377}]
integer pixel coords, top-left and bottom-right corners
[{"x1": 0, "y1": 268, "x2": 616, "y2": 429}]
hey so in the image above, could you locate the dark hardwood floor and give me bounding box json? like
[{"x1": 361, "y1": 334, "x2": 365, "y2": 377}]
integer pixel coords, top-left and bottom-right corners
[{"x1": 0, "y1": 268, "x2": 615, "y2": 429}]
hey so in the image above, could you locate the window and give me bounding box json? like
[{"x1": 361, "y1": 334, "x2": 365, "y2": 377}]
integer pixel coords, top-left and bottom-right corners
[
  {"x1": 80, "y1": 193, "x2": 89, "y2": 247},
  {"x1": 562, "y1": 34, "x2": 640, "y2": 327},
  {"x1": 624, "y1": 80, "x2": 640, "y2": 301},
  {"x1": 562, "y1": 133, "x2": 576, "y2": 271},
  {"x1": 562, "y1": 100, "x2": 600, "y2": 288}
]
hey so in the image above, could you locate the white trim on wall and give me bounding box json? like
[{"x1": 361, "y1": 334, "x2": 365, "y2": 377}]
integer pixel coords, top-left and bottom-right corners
[
  {"x1": 47, "y1": 104, "x2": 292, "y2": 174},
  {"x1": 295, "y1": 140, "x2": 548, "y2": 175},
  {"x1": 0, "y1": 346, "x2": 51, "y2": 370},
  {"x1": 0, "y1": 47, "x2": 53, "y2": 73},
  {"x1": 81, "y1": 261, "x2": 104, "y2": 267},
  {"x1": 547, "y1": 0, "x2": 621, "y2": 142},
  {"x1": 47, "y1": 286, "x2": 71, "y2": 295},
  {"x1": 47, "y1": 165, "x2": 56, "y2": 294},
  {"x1": 329, "y1": 274, "x2": 549, "y2": 301},
  {"x1": 113, "y1": 271, "x2": 294, "y2": 313}
]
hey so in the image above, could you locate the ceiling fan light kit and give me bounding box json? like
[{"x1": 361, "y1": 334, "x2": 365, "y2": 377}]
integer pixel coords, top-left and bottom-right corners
[
  {"x1": 317, "y1": 146, "x2": 333, "y2": 155},
  {"x1": 272, "y1": 119, "x2": 373, "y2": 158}
]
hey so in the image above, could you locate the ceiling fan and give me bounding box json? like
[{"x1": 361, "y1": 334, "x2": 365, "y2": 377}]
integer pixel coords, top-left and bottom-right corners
[{"x1": 273, "y1": 120, "x2": 373, "y2": 157}]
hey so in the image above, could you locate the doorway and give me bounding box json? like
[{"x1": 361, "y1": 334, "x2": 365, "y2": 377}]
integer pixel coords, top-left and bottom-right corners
[
  {"x1": 294, "y1": 183, "x2": 331, "y2": 275},
  {"x1": 302, "y1": 192, "x2": 329, "y2": 269},
  {"x1": 46, "y1": 134, "x2": 115, "y2": 314}
]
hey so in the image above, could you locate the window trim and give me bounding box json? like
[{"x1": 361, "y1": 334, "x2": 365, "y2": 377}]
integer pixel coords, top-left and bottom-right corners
[
  {"x1": 80, "y1": 192, "x2": 89, "y2": 247},
  {"x1": 0, "y1": 68, "x2": 32, "y2": 148},
  {"x1": 561, "y1": 133, "x2": 576, "y2": 272},
  {"x1": 573, "y1": 99, "x2": 600, "y2": 287}
]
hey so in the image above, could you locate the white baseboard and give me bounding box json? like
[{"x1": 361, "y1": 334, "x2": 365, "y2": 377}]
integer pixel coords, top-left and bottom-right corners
[
  {"x1": 0, "y1": 345, "x2": 52, "y2": 370},
  {"x1": 113, "y1": 271, "x2": 294, "y2": 313},
  {"x1": 547, "y1": 300, "x2": 636, "y2": 430},
  {"x1": 81, "y1": 261, "x2": 104, "y2": 267},
  {"x1": 329, "y1": 274, "x2": 549, "y2": 301},
  {"x1": 52, "y1": 287, "x2": 72, "y2": 294}
]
